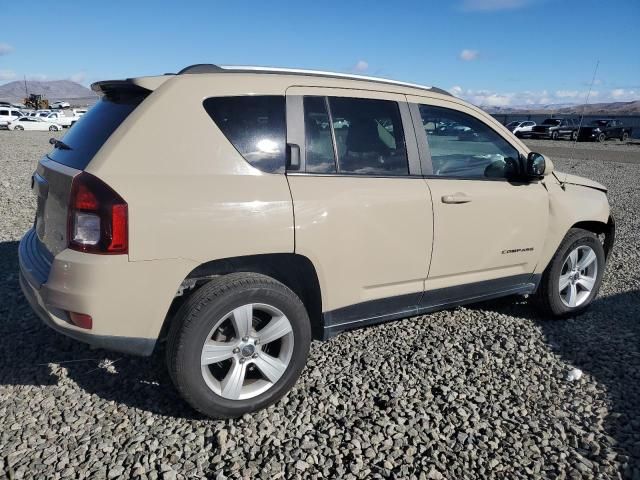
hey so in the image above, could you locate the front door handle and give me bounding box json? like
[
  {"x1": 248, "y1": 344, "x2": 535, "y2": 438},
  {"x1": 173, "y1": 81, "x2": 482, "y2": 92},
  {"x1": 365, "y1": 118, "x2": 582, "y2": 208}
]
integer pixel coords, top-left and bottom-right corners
[{"x1": 441, "y1": 193, "x2": 472, "y2": 204}]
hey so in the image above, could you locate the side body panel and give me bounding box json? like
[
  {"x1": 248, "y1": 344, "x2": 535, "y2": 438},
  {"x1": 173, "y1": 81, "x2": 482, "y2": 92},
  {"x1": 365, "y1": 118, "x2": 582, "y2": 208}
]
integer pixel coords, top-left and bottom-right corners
[
  {"x1": 286, "y1": 87, "x2": 433, "y2": 312},
  {"x1": 86, "y1": 75, "x2": 296, "y2": 262}
]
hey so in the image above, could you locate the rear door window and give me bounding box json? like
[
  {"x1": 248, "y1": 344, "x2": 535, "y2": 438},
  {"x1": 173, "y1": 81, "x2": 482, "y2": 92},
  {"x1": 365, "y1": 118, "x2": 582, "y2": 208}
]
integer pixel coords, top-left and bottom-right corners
[
  {"x1": 327, "y1": 97, "x2": 408, "y2": 175},
  {"x1": 48, "y1": 91, "x2": 147, "y2": 170},
  {"x1": 203, "y1": 96, "x2": 286, "y2": 173}
]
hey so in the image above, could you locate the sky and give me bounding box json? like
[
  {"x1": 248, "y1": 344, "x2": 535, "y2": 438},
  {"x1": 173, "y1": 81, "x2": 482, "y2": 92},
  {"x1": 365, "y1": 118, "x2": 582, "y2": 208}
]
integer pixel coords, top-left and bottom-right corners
[{"x1": 1, "y1": 0, "x2": 639, "y2": 107}]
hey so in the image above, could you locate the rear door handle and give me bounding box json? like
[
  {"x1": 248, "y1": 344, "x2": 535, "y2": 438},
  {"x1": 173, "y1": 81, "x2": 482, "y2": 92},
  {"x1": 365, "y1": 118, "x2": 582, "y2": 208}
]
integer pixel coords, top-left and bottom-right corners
[{"x1": 441, "y1": 193, "x2": 472, "y2": 204}]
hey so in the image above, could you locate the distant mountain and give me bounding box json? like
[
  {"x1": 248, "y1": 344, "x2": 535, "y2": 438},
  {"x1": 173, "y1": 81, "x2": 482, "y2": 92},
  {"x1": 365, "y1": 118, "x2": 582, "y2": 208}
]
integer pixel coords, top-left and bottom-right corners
[
  {"x1": 484, "y1": 100, "x2": 640, "y2": 115},
  {"x1": 0, "y1": 80, "x2": 97, "y2": 103}
]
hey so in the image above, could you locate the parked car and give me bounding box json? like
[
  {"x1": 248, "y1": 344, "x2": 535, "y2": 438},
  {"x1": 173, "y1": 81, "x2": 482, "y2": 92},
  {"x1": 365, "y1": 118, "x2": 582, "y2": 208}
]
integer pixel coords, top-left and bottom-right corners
[
  {"x1": 51, "y1": 101, "x2": 71, "y2": 109},
  {"x1": 578, "y1": 119, "x2": 632, "y2": 142},
  {"x1": 8, "y1": 117, "x2": 62, "y2": 131},
  {"x1": 531, "y1": 118, "x2": 579, "y2": 140},
  {"x1": 0, "y1": 107, "x2": 23, "y2": 128},
  {"x1": 41, "y1": 111, "x2": 78, "y2": 128},
  {"x1": 506, "y1": 120, "x2": 536, "y2": 137},
  {"x1": 19, "y1": 64, "x2": 614, "y2": 418}
]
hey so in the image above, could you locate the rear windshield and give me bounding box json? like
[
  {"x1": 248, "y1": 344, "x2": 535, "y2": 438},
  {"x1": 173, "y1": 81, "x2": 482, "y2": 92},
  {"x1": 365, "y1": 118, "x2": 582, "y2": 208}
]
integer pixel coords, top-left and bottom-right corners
[
  {"x1": 48, "y1": 91, "x2": 147, "y2": 170},
  {"x1": 542, "y1": 119, "x2": 561, "y2": 125}
]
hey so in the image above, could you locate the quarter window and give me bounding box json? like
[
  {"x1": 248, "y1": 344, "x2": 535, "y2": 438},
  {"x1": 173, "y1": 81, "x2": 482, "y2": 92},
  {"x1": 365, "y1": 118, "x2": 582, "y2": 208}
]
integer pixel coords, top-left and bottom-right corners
[
  {"x1": 203, "y1": 95, "x2": 286, "y2": 173},
  {"x1": 419, "y1": 105, "x2": 520, "y2": 179}
]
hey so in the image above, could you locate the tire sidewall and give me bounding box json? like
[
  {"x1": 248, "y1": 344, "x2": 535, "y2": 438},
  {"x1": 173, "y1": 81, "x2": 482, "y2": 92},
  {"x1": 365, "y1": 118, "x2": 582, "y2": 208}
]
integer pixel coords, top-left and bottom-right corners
[
  {"x1": 174, "y1": 282, "x2": 311, "y2": 417},
  {"x1": 546, "y1": 232, "x2": 605, "y2": 316}
]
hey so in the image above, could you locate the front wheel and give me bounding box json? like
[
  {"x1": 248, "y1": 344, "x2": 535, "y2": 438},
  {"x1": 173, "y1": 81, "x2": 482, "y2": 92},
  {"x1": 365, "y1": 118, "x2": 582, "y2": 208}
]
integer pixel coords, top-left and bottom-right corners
[
  {"x1": 167, "y1": 273, "x2": 311, "y2": 418},
  {"x1": 621, "y1": 132, "x2": 629, "y2": 142},
  {"x1": 598, "y1": 133, "x2": 606, "y2": 142},
  {"x1": 551, "y1": 131, "x2": 559, "y2": 140},
  {"x1": 535, "y1": 228, "x2": 605, "y2": 317}
]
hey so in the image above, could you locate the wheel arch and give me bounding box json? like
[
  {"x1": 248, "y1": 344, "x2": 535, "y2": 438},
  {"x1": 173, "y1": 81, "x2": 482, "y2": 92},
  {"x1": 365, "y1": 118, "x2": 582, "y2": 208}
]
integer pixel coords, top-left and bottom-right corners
[
  {"x1": 161, "y1": 253, "x2": 324, "y2": 341},
  {"x1": 571, "y1": 216, "x2": 615, "y2": 260}
]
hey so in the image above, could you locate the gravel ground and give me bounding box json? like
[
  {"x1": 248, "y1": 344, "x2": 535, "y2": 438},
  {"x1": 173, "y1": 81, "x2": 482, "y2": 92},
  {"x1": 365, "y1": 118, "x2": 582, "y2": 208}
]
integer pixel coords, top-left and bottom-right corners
[{"x1": 0, "y1": 131, "x2": 639, "y2": 480}]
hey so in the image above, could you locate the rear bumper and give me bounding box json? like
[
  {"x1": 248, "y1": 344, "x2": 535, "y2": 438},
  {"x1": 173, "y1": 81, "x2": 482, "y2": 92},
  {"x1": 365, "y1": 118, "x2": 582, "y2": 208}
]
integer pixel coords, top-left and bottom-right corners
[{"x1": 19, "y1": 228, "x2": 196, "y2": 356}]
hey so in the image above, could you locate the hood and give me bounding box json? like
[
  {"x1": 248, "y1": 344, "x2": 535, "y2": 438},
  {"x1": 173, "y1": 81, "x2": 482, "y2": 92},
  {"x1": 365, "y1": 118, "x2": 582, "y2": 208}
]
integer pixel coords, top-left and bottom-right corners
[{"x1": 554, "y1": 172, "x2": 607, "y2": 192}]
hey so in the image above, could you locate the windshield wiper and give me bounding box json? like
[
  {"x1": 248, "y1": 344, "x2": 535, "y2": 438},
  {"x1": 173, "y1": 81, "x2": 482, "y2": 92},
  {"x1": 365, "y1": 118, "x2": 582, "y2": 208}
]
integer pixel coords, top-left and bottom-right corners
[{"x1": 49, "y1": 137, "x2": 72, "y2": 150}]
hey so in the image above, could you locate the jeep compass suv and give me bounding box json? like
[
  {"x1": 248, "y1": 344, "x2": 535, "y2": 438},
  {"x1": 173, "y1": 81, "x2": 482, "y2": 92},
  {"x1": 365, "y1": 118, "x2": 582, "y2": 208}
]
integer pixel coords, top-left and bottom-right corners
[{"x1": 19, "y1": 64, "x2": 615, "y2": 418}]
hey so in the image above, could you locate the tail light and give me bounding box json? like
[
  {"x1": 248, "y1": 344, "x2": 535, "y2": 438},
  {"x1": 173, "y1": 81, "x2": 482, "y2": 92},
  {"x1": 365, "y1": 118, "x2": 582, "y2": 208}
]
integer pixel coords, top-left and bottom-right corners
[
  {"x1": 69, "y1": 312, "x2": 93, "y2": 329},
  {"x1": 68, "y1": 172, "x2": 128, "y2": 254}
]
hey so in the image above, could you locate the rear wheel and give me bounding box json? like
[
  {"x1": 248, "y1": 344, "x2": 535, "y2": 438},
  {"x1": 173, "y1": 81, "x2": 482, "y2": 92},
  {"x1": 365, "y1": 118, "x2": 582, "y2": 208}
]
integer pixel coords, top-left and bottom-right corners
[
  {"x1": 621, "y1": 132, "x2": 629, "y2": 142},
  {"x1": 570, "y1": 130, "x2": 578, "y2": 141},
  {"x1": 536, "y1": 228, "x2": 605, "y2": 317},
  {"x1": 551, "y1": 130, "x2": 559, "y2": 140},
  {"x1": 48, "y1": 125, "x2": 58, "y2": 131},
  {"x1": 167, "y1": 273, "x2": 311, "y2": 418},
  {"x1": 598, "y1": 132, "x2": 606, "y2": 142}
]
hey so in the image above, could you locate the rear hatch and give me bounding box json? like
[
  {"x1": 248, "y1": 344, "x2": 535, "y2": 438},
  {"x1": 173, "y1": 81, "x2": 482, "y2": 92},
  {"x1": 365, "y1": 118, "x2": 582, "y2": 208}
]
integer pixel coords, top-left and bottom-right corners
[{"x1": 33, "y1": 83, "x2": 150, "y2": 258}]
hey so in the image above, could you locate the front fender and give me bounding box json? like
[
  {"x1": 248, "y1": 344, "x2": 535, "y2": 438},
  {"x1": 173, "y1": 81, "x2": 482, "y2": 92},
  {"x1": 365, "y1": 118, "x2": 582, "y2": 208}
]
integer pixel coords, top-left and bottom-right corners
[{"x1": 535, "y1": 180, "x2": 610, "y2": 274}]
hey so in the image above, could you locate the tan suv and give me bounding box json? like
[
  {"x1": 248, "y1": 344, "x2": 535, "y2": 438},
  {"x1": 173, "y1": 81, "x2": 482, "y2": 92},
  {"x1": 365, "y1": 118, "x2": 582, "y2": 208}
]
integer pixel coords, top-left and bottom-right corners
[{"x1": 19, "y1": 64, "x2": 615, "y2": 418}]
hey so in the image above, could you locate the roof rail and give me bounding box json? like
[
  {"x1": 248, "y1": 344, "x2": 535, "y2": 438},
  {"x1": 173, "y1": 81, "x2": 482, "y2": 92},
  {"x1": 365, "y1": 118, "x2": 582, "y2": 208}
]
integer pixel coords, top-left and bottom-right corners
[{"x1": 176, "y1": 64, "x2": 451, "y2": 96}]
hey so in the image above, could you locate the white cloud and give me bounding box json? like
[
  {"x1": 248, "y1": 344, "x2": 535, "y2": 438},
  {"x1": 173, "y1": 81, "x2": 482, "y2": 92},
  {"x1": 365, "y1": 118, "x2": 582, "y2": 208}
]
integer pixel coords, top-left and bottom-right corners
[
  {"x1": 0, "y1": 70, "x2": 16, "y2": 81},
  {"x1": 450, "y1": 86, "x2": 639, "y2": 107},
  {"x1": 0, "y1": 43, "x2": 13, "y2": 56},
  {"x1": 460, "y1": 0, "x2": 533, "y2": 11},
  {"x1": 352, "y1": 60, "x2": 369, "y2": 73},
  {"x1": 459, "y1": 49, "x2": 479, "y2": 61},
  {"x1": 69, "y1": 72, "x2": 87, "y2": 83}
]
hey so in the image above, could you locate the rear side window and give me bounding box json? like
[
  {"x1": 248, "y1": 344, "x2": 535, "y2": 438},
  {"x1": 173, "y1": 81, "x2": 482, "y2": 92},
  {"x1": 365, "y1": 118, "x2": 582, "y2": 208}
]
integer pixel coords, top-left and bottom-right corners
[
  {"x1": 48, "y1": 92, "x2": 147, "y2": 170},
  {"x1": 203, "y1": 96, "x2": 286, "y2": 173},
  {"x1": 328, "y1": 97, "x2": 408, "y2": 175}
]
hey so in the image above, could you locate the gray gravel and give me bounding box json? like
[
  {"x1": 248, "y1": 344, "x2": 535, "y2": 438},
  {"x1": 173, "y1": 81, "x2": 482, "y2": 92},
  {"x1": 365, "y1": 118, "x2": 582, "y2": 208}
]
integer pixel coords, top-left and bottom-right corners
[{"x1": 1, "y1": 131, "x2": 639, "y2": 480}]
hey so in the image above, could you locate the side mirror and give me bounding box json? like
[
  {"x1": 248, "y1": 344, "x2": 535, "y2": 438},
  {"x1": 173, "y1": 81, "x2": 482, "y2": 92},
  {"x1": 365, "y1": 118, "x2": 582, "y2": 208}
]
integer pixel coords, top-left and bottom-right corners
[{"x1": 526, "y1": 152, "x2": 552, "y2": 178}]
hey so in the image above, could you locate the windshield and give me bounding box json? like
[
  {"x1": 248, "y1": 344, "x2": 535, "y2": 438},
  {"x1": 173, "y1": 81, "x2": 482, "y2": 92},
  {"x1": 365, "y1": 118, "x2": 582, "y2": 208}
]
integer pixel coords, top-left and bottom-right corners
[
  {"x1": 506, "y1": 121, "x2": 520, "y2": 128},
  {"x1": 542, "y1": 119, "x2": 561, "y2": 125},
  {"x1": 48, "y1": 90, "x2": 148, "y2": 170}
]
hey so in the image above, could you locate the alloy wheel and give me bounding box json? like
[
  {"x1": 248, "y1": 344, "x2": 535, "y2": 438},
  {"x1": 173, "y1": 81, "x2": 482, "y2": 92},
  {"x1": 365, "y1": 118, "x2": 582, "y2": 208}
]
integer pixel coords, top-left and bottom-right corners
[
  {"x1": 200, "y1": 303, "x2": 294, "y2": 400},
  {"x1": 558, "y1": 245, "x2": 598, "y2": 308}
]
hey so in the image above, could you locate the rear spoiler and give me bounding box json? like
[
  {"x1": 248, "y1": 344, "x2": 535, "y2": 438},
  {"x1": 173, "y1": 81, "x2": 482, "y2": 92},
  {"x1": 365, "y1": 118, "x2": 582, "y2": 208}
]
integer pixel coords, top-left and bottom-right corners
[{"x1": 91, "y1": 76, "x2": 170, "y2": 96}]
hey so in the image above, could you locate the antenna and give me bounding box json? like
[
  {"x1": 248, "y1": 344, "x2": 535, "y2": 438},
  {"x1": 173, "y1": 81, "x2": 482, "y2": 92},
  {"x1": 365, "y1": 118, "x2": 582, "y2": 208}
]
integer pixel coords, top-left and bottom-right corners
[
  {"x1": 23, "y1": 75, "x2": 29, "y2": 97},
  {"x1": 562, "y1": 60, "x2": 600, "y2": 188},
  {"x1": 565, "y1": 60, "x2": 599, "y2": 186}
]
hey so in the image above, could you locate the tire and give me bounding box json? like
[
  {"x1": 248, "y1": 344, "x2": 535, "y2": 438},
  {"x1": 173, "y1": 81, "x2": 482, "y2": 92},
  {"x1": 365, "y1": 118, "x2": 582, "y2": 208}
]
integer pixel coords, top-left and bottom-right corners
[
  {"x1": 14, "y1": 125, "x2": 23, "y2": 131},
  {"x1": 167, "y1": 272, "x2": 311, "y2": 418},
  {"x1": 570, "y1": 130, "x2": 578, "y2": 141},
  {"x1": 49, "y1": 125, "x2": 58, "y2": 131},
  {"x1": 551, "y1": 131, "x2": 559, "y2": 140},
  {"x1": 535, "y1": 228, "x2": 605, "y2": 317},
  {"x1": 621, "y1": 132, "x2": 629, "y2": 142},
  {"x1": 598, "y1": 133, "x2": 606, "y2": 143}
]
